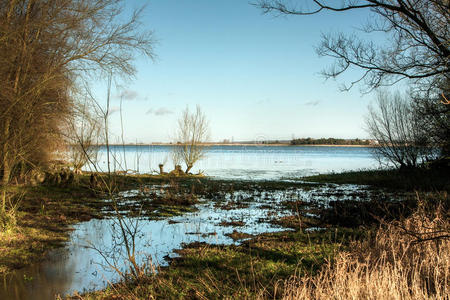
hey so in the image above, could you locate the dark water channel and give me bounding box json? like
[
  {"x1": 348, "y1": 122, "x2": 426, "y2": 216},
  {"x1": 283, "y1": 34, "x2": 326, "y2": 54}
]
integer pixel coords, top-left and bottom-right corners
[{"x1": 0, "y1": 183, "x2": 377, "y2": 299}]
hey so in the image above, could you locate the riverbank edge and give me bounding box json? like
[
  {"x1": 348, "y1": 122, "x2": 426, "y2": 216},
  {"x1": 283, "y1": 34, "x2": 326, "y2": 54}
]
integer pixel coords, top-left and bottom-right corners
[
  {"x1": 79, "y1": 168, "x2": 448, "y2": 299},
  {"x1": 300, "y1": 167, "x2": 450, "y2": 191},
  {"x1": 0, "y1": 173, "x2": 207, "y2": 275},
  {"x1": 0, "y1": 174, "x2": 321, "y2": 276}
]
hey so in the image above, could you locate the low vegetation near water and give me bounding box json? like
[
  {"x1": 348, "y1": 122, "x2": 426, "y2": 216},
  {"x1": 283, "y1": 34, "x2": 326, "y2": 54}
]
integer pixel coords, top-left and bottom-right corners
[
  {"x1": 0, "y1": 173, "x2": 204, "y2": 274},
  {"x1": 68, "y1": 168, "x2": 447, "y2": 299},
  {"x1": 0, "y1": 172, "x2": 321, "y2": 275},
  {"x1": 79, "y1": 193, "x2": 448, "y2": 300},
  {"x1": 302, "y1": 167, "x2": 450, "y2": 191},
  {"x1": 283, "y1": 198, "x2": 449, "y2": 300},
  {"x1": 0, "y1": 167, "x2": 448, "y2": 299}
]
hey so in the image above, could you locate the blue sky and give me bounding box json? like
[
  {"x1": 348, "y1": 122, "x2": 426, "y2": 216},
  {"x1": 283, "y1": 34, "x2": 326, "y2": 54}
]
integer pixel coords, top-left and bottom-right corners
[{"x1": 99, "y1": 0, "x2": 385, "y2": 143}]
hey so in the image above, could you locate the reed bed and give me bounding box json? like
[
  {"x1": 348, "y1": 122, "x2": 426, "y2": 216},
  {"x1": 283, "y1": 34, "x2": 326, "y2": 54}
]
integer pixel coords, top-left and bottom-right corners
[{"x1": 281, "y1": 194, "x2": 449, "y2": 300}]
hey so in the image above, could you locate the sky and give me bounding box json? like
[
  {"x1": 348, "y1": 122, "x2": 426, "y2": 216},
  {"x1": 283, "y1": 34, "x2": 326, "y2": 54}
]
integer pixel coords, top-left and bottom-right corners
[{"x1": 95, "y1": 0, "x2": 387, "y2": 143}]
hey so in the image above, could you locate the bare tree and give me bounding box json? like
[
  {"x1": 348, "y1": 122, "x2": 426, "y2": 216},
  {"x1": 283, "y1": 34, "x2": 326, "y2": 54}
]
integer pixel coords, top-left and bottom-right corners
[
  {"x1": 256, "y1": 0, "x2": 449, "y2": 92},
  {"x1": 413, "y1": 78, "x2": 450, "y2": 156},
  {"x1": 257, "y1": 0, "x2": 449, "y2": 161},
  {"x1": 64, "y1": 98, "x2": 103, "y2": 174},
  {"x1": 174, "y1": 106, "x2": 210, "y2": 174},
  {"x1": 366, "y1": 90, "x2": 434, "y2": 169},
  {"x1": 0, "y1": 0, "x2": 155, "y2": 187},
  {"x1": 170, "y1": 145, "x2": 183, "y2": 170}
]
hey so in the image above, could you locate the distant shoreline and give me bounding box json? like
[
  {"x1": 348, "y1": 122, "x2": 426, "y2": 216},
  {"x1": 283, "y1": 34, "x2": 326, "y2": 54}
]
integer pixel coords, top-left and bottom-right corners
[{"x1": 103, "y1": 143, "x2": 374, "y2": 148}]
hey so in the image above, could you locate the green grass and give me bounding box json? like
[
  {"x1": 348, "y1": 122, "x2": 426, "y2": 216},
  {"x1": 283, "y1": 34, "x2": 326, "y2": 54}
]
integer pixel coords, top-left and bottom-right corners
[
  {"x1": 302, "y1": 167, "x2": 450, "y2": 191},
  {"x1": 83, "y1": 228, "x2": 367, "y2": 299}
]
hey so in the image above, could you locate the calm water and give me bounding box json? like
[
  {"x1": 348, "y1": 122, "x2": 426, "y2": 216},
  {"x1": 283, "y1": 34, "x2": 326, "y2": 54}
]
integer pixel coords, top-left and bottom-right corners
[
  {"x1": 1, "y1": 146, "x2": 380, "y2": 299},
  {"x1": 0, "y1": 183, "x2": 377, "y2": 299},
  {"x1": 92, "y1": 145, "x2": 378, "y2": 179}
]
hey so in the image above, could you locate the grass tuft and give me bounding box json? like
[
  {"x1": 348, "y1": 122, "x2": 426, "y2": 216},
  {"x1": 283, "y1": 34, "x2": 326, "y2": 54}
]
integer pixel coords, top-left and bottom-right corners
[{"x1": 281, "y1": 195, "x2": 449, "y2": 300}]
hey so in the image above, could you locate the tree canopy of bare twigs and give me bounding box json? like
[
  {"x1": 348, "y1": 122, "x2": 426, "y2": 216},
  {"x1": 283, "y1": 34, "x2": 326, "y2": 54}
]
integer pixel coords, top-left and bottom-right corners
[
  {"x1": 0, "y1": 0, "x2": 155, "y2": 186},
  {"x1": 256, "y1": 0, "x2": 449, "y2": 92},
  {"x1": 173, "y1": 106, "x2": 210, "y2": 174},
  {"x1": 413, "y1": 78, "x2": 450, "y2": 156},
  {"x1": 366, "y1": 90, "x2": 435, "y2": 168},
  {"x1": 64, "y1": 98, "x2": 103, "y2": 174}
]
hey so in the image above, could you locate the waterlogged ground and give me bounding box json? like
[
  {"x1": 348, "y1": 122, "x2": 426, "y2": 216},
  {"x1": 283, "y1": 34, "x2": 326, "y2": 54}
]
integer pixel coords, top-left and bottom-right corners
[{"x1": 0, "y1": 180, "x2": 388, "y2": 299}]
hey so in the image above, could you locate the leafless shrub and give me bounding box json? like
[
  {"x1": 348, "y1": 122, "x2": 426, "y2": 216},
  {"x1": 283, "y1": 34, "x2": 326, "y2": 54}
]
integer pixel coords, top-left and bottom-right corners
[
  {"x1": 413, "y1": 79, "x2": 450, "y2": 157},
  {"x1": 170, "y1": 145, "x2": 183, "y2": 171},
  {"x1": 0, "y1": 190, "x2": 24, "y2": 232},
  {"x1": 173, "y1": 105, "x2": 210, "y2": 173},
  {"x1": 366, "y1": 90, "x2": 435, "y2": 169},
  {"x1": 88, "y1": 202, "x2": 156, "y2": 286},
  {"x1": 64, "y1": 98, "x2": 103, "y2": 174}
]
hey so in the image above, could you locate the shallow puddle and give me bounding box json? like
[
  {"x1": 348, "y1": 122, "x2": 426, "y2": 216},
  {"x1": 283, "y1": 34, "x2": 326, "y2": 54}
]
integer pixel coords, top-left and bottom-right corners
[{"x1": 0, "y1": 183, "x2": 377, "y2": 299}]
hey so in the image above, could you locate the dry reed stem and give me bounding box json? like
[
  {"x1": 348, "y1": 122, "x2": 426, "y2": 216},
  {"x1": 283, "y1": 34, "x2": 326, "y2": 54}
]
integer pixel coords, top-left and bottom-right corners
[{"x1": 282, "y1": 197, "x2": 449, "y2": 300}]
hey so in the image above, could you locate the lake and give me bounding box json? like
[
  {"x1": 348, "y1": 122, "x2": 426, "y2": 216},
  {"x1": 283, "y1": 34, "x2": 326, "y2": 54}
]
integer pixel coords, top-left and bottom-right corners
[
  {"x1": 93, "y1": 145, "x2": 379, "y2": 179},
  {"x1": 1, "y1": 145, "x2": 381, "y2": 299}
]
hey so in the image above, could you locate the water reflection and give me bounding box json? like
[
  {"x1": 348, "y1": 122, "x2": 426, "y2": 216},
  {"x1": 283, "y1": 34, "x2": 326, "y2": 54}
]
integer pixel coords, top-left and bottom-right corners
[{"x1": 0, "y1": 184, "x2": 376, "y2": 299}]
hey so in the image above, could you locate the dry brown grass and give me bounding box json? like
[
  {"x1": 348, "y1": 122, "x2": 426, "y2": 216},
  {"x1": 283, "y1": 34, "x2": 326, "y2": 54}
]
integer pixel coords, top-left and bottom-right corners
[{"x1": 281, "y1": 194, "x2": 450, "y2": 300}]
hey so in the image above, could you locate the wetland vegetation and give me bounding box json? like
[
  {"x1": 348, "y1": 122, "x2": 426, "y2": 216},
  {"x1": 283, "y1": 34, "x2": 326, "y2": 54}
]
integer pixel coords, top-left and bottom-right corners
[{"x1": 1, "y1": 166, "x2": 448, "y2": 299}]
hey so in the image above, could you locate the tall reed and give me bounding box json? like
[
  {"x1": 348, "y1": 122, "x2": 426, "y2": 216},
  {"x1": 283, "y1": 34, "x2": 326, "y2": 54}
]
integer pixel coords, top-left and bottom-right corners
[{"x1": 282, "y1": 194, "x2": 449, "y2": 300}]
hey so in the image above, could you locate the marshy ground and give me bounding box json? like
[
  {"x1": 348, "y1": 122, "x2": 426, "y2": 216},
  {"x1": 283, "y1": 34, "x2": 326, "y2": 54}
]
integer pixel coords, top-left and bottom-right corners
[{"x1": 0, "y1": 169, "x2": 448, "y2": 299}]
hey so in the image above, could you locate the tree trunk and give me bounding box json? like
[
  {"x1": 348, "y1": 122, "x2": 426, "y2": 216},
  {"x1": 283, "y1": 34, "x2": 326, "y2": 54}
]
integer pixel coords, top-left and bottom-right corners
[
  {"x1": 2, "y1": 118, "x2": 11, "y2": 187},
  {"x1": 1, "y1": 153, "x2": 9, "y2": 214},
  {"x1": 1, "y1": 117, "x2": 12, "y2": 213}
]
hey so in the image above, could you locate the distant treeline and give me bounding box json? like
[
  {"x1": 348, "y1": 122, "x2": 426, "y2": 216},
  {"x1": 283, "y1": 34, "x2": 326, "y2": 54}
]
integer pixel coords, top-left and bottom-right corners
[{"x1": 290, "y1": 138, "x2": 371, "y2": 145}]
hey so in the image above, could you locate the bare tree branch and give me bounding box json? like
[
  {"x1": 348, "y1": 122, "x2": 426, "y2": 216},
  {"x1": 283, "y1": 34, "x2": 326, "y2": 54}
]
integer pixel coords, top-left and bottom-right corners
[{"x1": 256, "y1": 0, "x2": 450, "y2": 92}]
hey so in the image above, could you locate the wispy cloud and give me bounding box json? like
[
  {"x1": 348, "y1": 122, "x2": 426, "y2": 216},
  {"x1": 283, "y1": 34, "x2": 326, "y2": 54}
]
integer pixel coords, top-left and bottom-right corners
[
  {"x1": 146, "y1": 107, "x2": 173, "y2": 116},
  {"x1": 118, "y1": 89, "x2": 139, "y2": 101},
  {"x1": 256, "y1": 98, "x2": 270, "y2": 105},
  {"x1": 304, "y1": 100, "x2": 320, "y2": 106}
]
